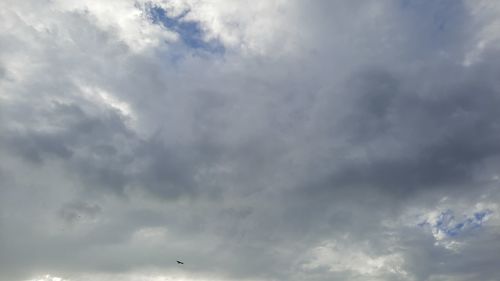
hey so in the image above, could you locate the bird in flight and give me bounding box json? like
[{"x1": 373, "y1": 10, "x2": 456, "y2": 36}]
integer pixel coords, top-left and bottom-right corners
[{"x1": 177, "y1": 260, "x2": 184, "y2": 265}]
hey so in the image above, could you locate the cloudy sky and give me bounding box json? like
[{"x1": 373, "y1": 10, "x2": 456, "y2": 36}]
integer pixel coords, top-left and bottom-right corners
[{"x1": 2, "y1": 0, "x2": 500, "y2": 280}]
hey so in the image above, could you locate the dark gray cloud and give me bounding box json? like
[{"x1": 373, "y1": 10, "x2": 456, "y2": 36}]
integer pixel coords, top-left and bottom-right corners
[
  {"x1": 306, "y1": 62, "x2": 500, "y2": 198},
  {"x1": 1, "y1": 1, "x2": 500, "y2": 281}
]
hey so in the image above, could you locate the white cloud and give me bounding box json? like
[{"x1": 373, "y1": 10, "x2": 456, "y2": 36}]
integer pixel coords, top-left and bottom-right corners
[
  {"x1": 464, "y1": 0, "x2": 500, "y2": 65},
  {"x1": 26, "y1": 275, "x2": 69, "y2": 281},
  {"x1": 151, "y1": 0, "x2": 300, "y2": 55},
  {"x1": 50, "y1": 0, "x2": 178, "y2": 51},
  {"x1": 302, "y1": 239, "x2": 408, "y2": 279}
]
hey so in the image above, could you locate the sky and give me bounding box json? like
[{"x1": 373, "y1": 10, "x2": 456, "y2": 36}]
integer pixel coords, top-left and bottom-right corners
[{"x1": 1, "y1": 0, "x2": 500, "y2": 280}]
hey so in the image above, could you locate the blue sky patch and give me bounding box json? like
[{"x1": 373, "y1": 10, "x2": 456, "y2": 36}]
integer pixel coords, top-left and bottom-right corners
[
  {"x1": 419, "y1": 209, "x2": 492, "y2": 238},
  {"x1": 145, "y1": 4, "x2": 225, "y2": 54}
]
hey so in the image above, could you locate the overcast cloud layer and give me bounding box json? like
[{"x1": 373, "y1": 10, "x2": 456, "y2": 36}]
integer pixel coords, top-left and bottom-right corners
[{"x1": 2, "y1": 1, "x2": 500, "y2": 281}]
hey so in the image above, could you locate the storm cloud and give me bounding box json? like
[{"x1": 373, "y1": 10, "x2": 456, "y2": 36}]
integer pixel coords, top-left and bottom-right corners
[{"x1": 1, "y1": 1, "x2": 500, "y2": 281}]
